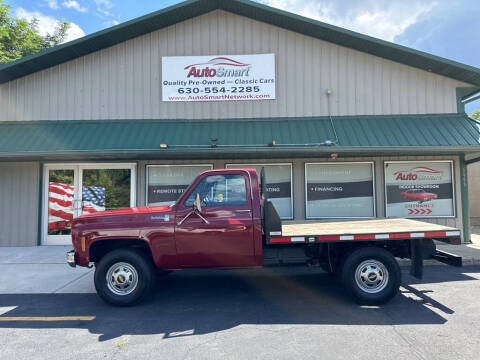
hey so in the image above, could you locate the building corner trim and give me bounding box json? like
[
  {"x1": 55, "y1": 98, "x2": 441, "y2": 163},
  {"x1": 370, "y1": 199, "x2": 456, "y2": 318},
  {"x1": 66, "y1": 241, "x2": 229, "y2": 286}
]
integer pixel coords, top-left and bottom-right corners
[{"x1": 37, "y1": 163, "x2": 43, "y2": 246}]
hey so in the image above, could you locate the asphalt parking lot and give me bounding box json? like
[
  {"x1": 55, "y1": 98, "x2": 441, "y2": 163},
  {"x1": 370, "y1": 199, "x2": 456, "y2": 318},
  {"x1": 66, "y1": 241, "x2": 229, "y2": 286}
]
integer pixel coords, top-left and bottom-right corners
[{"x1": 1, "y1": 263, "x2": 480, "y2": 360}]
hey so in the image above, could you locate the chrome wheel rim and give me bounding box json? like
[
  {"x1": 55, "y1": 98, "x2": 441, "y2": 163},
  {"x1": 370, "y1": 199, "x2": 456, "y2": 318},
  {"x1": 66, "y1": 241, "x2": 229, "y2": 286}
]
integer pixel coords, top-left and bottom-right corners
[
  {"x1": 354, "y1": 260, "x2": 389, "y2": 294},
  {"x1": 106, "y1": 262, "x2": 138, "y2": 296}
]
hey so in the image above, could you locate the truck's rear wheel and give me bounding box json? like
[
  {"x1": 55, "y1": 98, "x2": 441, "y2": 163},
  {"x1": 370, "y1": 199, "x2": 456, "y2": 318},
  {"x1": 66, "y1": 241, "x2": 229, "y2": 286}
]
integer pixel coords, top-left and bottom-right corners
[
  {"x1": 94, "y1": 248, "x2": 154, "y2": 306},
  {"x1": 341, "y1": 247, "x2": 401, "y2": 305}
]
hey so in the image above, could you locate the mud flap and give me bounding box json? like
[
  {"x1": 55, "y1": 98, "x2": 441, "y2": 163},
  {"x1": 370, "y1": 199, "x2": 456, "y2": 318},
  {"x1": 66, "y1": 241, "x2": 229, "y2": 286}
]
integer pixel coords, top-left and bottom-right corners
[
  {"x1": 264, "y1": 200, "x2": 282, "y2": 241},
  {"x1": 432, "y1": 250, "x2": 462, "y2": 267},
  {"x1": 410, "y1": 239, "x2": 423, "y2": 279}
]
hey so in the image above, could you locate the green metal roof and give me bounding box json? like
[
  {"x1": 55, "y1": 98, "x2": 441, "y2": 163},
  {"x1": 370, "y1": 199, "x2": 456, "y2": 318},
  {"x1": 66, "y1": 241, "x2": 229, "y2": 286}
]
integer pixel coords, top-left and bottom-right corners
[
  {"x1": 1, "y1": 114, "x2": 479, "y2": 159},
  {"x1": 1, "y1": 0, "x2": 480, "y2": 86}
]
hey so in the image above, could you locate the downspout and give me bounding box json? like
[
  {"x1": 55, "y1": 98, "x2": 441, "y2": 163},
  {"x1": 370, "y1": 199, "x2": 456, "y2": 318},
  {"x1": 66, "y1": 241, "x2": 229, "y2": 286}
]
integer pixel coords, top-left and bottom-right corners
[
  {"x1": 460, "y1": 155, "x2": 471, "y2": 243},
  {"x1": 463, "y1": 154, "x2": 480, "y2": 243}
]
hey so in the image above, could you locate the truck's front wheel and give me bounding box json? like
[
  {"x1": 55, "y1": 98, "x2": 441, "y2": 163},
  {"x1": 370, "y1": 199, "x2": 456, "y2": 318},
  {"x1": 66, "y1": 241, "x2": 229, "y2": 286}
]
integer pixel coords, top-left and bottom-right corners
[
  {"x1": 341, "y1": 247, "x2": 401, "y2": 305},
  {"x1": 94, "y1": 248, "x2": 154, "y2": 306}
]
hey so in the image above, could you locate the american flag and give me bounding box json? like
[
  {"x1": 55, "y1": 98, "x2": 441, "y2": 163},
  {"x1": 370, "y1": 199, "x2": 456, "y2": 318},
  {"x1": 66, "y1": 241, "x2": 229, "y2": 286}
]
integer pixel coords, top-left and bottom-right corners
[
  {"x1": 48, "y1": 182, "x2": 106, "y2": 231},
  {"x1": 82, "y1": 186, "x2": 106, "y2": 214}
]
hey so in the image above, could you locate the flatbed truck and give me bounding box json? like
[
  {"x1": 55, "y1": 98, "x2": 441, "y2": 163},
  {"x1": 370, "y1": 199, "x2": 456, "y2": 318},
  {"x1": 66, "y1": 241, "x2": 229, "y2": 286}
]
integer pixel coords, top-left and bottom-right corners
[{"x1": 67, "y1": 168, "x2": 462, "y2": 306}]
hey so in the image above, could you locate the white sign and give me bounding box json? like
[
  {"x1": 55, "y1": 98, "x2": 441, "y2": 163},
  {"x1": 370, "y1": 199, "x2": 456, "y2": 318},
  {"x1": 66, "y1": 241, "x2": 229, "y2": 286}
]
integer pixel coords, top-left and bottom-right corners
[
  {"x1": 162, "y1": 54, "x2": 276, "y2": 102},
  {"x1": 384, "y1": 161, "x2": 455, "y2": 218}
]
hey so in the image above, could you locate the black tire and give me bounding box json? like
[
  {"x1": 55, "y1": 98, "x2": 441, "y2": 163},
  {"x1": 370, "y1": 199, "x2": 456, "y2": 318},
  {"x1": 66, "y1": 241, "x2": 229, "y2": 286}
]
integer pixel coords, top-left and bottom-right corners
[
  {"x1": 94, "y1": 248, "x2": 154, "y2": 306},
  {"x1": 341, "y1": 247, "x2": 401, "y2": 305}
]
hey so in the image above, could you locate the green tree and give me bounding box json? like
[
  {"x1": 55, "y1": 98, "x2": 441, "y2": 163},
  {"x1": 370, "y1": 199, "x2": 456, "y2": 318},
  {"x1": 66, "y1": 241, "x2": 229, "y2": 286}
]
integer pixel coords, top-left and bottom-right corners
[
  {"x1": 471, "y1": 110, "x2": 480, "y2": 120},
  {"x1": 0, "y1": 0, "x2": 69, "y2": 64}
]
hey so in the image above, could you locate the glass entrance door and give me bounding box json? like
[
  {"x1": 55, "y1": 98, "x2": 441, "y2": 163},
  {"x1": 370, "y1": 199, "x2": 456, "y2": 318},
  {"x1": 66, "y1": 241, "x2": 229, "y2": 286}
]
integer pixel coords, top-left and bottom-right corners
[
  {"x1": 44, "y1": 166, "x2": 79, "y2": 245},
  {"x1": 42, "y1": 163, "x2": 136, "y2": 245}
]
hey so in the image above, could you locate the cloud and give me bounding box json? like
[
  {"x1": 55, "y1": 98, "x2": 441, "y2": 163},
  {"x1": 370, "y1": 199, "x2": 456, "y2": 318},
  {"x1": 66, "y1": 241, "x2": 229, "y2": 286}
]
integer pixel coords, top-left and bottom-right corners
[
  {"x1": 94, "y1": 0, "x2": 114, "y2": 17},
  {"x1": 103, "y1": 19, "x2": 120, "y2": 27},
  {"x1": 15, "y1": 8, "x2": 86, "y2": 43},
  {"x1": 45, "y1": 0, "x2": 59, "y2": 9},
  {"x1": 62, "y1": 0, "x2": 87, "y2": 13},
  {"x1": 259, "y1": 0, "x2": 437, "y2": 42},
  {"x1": 64, "y1": 22, "x2": 86, "y2": 42}
]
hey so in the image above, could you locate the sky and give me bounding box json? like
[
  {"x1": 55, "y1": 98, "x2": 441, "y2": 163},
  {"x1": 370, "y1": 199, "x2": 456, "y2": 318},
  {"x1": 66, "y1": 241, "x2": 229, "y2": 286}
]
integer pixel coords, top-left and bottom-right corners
[{"x1": 5, "y1": 0, "x2": 480, "y2": 112}]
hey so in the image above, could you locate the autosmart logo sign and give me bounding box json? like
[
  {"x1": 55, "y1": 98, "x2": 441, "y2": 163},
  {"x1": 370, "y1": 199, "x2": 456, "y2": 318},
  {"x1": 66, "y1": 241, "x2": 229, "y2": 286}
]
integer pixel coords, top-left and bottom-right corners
[
  {"x1": 162, "y1": 54, "x2": 276, "y2": 102},
  {"x1": 184, "y1": 57, "x2": 251, "y2": 78},
  {"x1": 393, "y1": 166, "x2": 443, "y2": 181}
]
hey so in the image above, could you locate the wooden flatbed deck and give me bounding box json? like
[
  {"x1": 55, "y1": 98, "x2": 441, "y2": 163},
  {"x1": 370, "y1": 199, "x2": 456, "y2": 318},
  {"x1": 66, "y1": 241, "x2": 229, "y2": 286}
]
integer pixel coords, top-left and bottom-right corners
[{"x1": 281, "y1": 218, "x2": 459, "y2": 237}]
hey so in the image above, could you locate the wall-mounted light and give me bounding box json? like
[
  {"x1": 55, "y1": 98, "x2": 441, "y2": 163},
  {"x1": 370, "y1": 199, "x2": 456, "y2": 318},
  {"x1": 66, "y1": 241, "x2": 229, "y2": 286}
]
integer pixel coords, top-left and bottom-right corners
[
  {"x1": 210, "y1": 138, "x2": 218, "y2": 148},
  {"x1": 160, "y1": 143, "x2": 168, "y2": 149},
  {"x1": 268, "y1": 140, "x2": 276, "y2": 147}
]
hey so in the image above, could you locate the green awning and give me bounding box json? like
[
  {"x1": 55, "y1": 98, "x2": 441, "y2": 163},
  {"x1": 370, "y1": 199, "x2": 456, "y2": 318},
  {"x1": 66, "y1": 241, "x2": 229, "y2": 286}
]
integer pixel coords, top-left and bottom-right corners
[{"x1": 1, "y1": 113, "x2": 480, "y2": 159}]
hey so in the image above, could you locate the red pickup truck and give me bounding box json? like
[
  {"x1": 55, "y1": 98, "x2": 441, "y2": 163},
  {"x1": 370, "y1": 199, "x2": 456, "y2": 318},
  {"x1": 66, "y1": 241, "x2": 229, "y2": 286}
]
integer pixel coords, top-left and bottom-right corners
[{"x1": 67, "y1": 168, "x2": 462, "y2": 306}]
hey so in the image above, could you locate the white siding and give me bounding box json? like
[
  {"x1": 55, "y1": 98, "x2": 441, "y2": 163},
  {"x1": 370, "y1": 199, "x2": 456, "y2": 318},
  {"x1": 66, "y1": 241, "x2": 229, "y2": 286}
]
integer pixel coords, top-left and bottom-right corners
[{"x1": 0, "y1": 10, "x2": 470, "y2": 121}]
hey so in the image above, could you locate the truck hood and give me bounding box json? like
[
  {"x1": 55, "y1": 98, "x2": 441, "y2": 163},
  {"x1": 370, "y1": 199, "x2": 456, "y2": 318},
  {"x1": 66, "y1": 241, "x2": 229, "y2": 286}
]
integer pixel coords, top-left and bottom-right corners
[{"x1": 79, "y1": 205, "x2": 171, "y2": 218}]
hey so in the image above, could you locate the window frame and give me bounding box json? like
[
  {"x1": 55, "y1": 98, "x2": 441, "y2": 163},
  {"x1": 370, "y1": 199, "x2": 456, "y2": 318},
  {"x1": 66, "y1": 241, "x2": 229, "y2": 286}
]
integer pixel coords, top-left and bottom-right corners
[{"x1": 384, "y1": 160, "x2": 456, "y2": 218}]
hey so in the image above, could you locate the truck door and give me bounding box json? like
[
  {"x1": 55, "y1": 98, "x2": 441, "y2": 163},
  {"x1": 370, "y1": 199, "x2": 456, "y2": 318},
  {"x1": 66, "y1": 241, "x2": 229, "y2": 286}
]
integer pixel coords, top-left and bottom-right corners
[{"x1": 174, "y1": 172, "x2": 255, "y2": 267}]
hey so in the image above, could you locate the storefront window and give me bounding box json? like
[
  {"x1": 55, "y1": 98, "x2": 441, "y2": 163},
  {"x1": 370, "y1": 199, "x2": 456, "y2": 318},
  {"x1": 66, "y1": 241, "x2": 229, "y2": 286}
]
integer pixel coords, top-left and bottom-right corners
[
  {"x1": 305, "y1": 162, "x2": 375, "y2": 219},
  {"x1": 81, "y1": 169, "x2": 131, "y2": 214},
  {"x1": 147, "y1": 164, "x2": 213, "y2": 205},
  {"x1": 384, "y1": 161, "x2": 455, "y2": 218},
  {"x1": 226, "y1": 163, "x2": 293, "y2": 219}
]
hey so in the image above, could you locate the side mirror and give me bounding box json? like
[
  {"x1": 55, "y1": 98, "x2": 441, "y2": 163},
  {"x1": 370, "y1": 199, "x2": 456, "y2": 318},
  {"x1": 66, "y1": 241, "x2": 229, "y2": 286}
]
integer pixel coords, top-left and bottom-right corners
[{"x1": 193, "y1": 193, "x2": 202, "y2": 213}]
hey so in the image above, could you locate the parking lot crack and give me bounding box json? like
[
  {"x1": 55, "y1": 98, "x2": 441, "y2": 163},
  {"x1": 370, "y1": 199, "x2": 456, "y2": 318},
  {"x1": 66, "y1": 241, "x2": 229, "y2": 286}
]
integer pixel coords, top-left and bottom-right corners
[{"x1": 388, "y1": 324, "x2": 427, "y2": 360}]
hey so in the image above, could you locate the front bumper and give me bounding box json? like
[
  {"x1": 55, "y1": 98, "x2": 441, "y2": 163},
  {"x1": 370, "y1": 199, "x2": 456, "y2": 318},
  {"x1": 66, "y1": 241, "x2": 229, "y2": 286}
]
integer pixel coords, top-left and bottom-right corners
[{"x1": 66, "y1": 250, "x2": 76, "y2": 267}]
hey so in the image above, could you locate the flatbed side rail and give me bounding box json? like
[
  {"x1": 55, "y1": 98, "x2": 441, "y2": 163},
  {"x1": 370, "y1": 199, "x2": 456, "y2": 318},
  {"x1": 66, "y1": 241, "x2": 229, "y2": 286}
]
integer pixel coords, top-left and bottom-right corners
[{"x1": 266, "y1": 230, "x2": 462, "y2": 245}]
